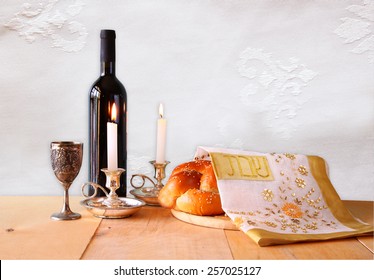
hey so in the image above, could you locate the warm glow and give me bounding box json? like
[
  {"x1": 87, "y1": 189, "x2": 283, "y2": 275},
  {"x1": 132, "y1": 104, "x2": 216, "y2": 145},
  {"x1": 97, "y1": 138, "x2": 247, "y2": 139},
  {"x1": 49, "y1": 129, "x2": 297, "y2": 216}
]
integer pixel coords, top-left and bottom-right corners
[
  {"x1": 111, "y1": 103, "x2": 117, "y2": 122},
  {"x1": 159, "y1": 103, "x2": 164, "y2": 118}
]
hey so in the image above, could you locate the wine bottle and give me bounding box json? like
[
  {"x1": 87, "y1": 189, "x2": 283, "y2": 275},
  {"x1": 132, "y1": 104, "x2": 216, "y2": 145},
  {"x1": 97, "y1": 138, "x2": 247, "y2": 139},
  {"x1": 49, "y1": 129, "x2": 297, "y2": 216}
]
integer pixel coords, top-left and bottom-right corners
[{"x1": 89, "y1": 29, "x2": 127, "y2": 197}]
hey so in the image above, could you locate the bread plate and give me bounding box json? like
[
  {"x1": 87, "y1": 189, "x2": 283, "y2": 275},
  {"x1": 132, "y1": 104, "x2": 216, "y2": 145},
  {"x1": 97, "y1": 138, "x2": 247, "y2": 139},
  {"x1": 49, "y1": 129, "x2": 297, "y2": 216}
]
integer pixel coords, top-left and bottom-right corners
[{"x1": 171, "y1": 209, "x2": 239, "y2": 230}]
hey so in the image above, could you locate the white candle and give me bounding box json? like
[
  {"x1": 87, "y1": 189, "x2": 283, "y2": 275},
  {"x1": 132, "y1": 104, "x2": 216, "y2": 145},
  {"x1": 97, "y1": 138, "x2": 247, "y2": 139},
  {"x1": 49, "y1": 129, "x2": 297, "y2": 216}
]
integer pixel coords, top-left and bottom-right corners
[
  {"x1": 156, "y1": 103, "x2": 167, "y2": 163},
  {"x1": 107, "y1": 103, "x2": 118, "y2": 170}
]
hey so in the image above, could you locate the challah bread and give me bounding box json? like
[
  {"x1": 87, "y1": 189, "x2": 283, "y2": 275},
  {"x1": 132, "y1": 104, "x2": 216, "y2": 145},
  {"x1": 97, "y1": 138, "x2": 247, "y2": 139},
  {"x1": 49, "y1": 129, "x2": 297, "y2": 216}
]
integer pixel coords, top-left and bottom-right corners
[
  {"x1": 158, "y1": 160, "x2": 224, "y2": 216},
  {"x1": 175, "y1": 188, "x2": 223, "y2": 216},
  {"x1": 157, "y1": 169, "x2": 201, "y2": 209}
]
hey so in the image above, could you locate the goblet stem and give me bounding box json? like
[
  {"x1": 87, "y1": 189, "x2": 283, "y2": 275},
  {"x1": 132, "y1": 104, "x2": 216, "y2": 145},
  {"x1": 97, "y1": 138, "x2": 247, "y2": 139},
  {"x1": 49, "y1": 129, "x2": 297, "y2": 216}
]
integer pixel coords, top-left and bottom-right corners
[
  {"x1": 61, "y1": 185, "x2": 72, "y2": 214},
  {"x1": 51, "y1": 183, "x2": 81, "y2": 221}
]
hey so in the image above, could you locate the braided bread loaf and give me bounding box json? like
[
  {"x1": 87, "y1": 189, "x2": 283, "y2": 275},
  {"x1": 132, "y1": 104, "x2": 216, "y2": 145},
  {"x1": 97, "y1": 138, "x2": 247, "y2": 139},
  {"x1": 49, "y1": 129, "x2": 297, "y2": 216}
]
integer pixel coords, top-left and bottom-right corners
[{"x1": 158, "y1": 160, "x2": 224, "y2": 216}]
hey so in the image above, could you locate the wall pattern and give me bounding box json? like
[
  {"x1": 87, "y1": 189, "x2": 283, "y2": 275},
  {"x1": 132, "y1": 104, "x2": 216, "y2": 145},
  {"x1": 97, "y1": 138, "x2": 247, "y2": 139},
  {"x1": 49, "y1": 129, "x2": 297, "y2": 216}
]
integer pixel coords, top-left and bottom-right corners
[
  {"x1": 4, "y1": 0, "x2": 87, "y2": 52},
  {"x1": 237, "y1": 48, "x2": 318, "y2": 139},
  {"x1": 334, "y1": 0, "x2": 374, "y2": 64},
  {"x1": 0, "y1": 0, "x2": 373, "y2": 201}
]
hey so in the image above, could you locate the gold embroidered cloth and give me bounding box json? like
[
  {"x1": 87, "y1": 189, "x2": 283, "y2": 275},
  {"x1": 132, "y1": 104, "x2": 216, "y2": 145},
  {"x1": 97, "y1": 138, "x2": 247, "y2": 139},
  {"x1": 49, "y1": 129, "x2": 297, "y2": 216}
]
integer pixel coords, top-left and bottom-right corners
[{"x1": 194, "y1": 147, "x2": 373, "y2": 246}]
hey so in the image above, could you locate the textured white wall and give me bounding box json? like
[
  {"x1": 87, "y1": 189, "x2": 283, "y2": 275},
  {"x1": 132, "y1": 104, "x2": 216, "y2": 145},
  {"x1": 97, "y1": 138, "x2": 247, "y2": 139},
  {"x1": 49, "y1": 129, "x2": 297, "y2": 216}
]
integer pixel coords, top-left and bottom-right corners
[{"x1": 0, "y1": 0, "x2": 373, "y2": 200}]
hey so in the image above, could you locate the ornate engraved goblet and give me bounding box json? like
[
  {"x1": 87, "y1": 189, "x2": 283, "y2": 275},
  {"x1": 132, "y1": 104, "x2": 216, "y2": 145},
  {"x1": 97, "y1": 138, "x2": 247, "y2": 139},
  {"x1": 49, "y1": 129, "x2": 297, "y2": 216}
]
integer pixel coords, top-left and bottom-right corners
[{"x1": 50, "y1": 142, "x2": 83, "y2": 220}]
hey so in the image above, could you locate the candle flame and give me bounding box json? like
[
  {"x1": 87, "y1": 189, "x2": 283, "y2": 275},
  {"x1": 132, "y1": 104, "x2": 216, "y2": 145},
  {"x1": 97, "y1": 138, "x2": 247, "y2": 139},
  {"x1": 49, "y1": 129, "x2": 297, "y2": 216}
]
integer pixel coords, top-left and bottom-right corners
[
  {"x1": 159, "y1": 103, "x2": 164, "y2": 118},
  {"x1": 111, "y1": 103, "x2": 117, "y2": 122}
]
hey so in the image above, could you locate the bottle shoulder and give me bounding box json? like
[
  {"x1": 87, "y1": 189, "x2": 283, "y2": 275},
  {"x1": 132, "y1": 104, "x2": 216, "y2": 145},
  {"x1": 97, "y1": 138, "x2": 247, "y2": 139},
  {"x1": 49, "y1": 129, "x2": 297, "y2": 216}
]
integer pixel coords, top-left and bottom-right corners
[{"x1": 89, "y1": 75, "x2": 127, "y2": 97}]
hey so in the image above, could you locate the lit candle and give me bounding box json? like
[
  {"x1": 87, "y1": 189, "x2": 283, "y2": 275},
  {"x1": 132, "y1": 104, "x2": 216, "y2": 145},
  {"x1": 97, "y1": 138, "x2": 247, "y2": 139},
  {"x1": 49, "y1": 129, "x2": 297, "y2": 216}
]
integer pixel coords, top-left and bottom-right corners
[
  {"x1": 107, "y1": 103, "x2": 118, "y2": 170},
  {"x1": 156, "y1": 103, "x2": 167, "y2": 163}
]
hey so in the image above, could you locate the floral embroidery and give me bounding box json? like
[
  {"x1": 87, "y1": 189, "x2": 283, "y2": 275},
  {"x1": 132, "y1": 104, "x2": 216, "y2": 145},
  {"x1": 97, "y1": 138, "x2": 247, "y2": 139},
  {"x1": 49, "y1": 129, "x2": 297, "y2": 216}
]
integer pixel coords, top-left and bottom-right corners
[
  {"x1": 284, "y1": 153, "x2": 296, "y2": 160},
  {"x1": 228, "y1": 152, "x2": 339, "y2": 234},
  {"x1": 298, "y1": 165, "x2": 308, "y2": 176},
  {"x1": 262, "y1": 189, "x2": 274, "y2": 202},
  {"x1": 295, "y1": 178, "x2": 306, "y2": 189},
  {"x1": 233, "y1": 216, "x2": 244, "y2": 227},
  {"x1": 281, "y1": 202, "x2": 303, "y2": 218}
]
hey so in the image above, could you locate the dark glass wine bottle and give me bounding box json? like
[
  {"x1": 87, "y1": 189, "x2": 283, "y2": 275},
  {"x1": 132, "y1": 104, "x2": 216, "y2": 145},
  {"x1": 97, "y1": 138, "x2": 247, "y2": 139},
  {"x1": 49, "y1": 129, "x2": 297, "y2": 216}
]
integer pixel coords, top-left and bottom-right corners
[{"x1": 89, "y1": 29, "x2": 127, "y2": 197}]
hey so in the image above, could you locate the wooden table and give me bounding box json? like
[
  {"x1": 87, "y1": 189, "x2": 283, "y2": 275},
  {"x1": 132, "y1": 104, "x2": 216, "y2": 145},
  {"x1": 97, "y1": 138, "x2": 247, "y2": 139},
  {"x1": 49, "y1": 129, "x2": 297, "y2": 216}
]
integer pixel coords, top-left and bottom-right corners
[{"x1": 0, "y1": 196, "x2": 373, "y2": 260}]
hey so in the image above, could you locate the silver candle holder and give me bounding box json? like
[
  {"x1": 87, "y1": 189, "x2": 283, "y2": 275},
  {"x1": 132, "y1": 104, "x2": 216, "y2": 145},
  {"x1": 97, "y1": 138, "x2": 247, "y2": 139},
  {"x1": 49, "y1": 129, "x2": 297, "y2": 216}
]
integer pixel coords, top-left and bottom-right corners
[
  {"x1": 130, "y1": 160, "x2": 170, "y2": 205},
  {"x1": 80, "y1": 168, "x2": 145, "y2": 218}
]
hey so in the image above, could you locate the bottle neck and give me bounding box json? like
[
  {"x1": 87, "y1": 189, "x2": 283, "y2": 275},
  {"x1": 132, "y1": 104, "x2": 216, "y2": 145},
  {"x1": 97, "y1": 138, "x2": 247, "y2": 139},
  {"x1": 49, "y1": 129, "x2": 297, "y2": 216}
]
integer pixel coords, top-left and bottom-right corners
[
  {"x1": 100, "y1": 31, "x2": 116, "y2": 75},
  {"x1": 101, "y1": 61, "x2": 115, "y2": 75}
]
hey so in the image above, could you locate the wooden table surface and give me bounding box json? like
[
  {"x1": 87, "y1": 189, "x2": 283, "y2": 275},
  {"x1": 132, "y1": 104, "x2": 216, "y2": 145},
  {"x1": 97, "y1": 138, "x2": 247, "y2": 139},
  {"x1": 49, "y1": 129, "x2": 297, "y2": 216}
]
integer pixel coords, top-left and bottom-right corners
[{"x1": 0, "y1": 197, "x2": 373, "y2": 260}]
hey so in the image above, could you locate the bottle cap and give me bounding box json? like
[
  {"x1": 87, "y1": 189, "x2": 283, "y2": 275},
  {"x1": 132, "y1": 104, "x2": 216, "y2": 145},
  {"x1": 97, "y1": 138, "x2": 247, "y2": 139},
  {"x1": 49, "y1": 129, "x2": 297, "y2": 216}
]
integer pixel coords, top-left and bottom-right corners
[
  {"x1": 100, "y1": 30, "x2": 116, "y2": 39},
  {"x1": 100, "y1": 30, "x2": 116, "y2": 63}
]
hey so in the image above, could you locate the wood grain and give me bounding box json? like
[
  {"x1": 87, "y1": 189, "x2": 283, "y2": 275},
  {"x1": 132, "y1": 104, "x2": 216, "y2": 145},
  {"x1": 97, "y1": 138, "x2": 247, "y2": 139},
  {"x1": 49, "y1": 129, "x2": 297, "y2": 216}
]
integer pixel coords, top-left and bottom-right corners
[
  {"x1": 0, "y1": 196, "x2": 101, "y2": 260},
  {"x1": 343, "y1": 200, "x2": 374, "y2": 253},
  {"x1": 225, "y1": 230, "x2": 373, "y2": 259},
  {"x1": 1, "y1": 197, "x2": 371, "y2": 260},
  {"x1": 82, "y1": 206, "x2": 233, "y2": 259}
]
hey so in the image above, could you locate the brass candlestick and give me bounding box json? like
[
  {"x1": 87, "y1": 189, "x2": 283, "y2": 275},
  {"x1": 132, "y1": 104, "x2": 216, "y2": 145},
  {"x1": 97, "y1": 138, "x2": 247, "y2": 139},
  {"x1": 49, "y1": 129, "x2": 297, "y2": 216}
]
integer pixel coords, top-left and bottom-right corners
[
  {"x1": 82, "y1": 168, "x2": 126, "y2": 207},
  {"x1": 81, "y1": 167, "x2": 146, "y2": 219},
  {"x1": 150, "y1": 160, "x2": 170, "y2": 191},
  {"x1": 130, "y1": 160, "x2": 170, "y2": 205}
]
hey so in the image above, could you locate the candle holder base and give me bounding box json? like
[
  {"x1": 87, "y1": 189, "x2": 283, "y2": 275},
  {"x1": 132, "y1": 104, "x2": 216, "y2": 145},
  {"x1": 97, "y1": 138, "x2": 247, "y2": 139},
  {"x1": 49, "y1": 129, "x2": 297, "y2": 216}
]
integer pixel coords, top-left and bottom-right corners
[
  {"x1": 81, "y1": 168, "x2": 145, "y2": 218},
  {"x1": 130, "y1": 160, "x2": 170, "y2": 206},
  {"x1": 80, "y1": 196, "x2": 145, "y2": 219}
]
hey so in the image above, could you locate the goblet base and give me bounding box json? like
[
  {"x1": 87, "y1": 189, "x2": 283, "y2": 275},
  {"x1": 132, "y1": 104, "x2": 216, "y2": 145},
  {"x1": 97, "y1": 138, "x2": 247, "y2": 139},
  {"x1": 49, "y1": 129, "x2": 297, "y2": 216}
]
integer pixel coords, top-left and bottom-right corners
[{"x1": 50, "y1": 212, "x2": 81, "y2": 221}]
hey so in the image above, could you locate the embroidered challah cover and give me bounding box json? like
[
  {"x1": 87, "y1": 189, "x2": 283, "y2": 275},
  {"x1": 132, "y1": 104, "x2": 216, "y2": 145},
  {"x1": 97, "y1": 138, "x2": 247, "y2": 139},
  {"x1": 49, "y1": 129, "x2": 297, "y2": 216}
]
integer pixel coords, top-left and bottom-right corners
[{"x1": 194, "y1": 147, "x2": 373, "y2": 246}]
